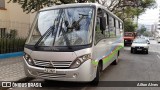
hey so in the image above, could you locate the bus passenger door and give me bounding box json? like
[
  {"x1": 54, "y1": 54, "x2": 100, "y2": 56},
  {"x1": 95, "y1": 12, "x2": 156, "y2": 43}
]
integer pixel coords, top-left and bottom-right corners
[{"x1": 92, "y1": 9, "x2": 112, "y2": 70}]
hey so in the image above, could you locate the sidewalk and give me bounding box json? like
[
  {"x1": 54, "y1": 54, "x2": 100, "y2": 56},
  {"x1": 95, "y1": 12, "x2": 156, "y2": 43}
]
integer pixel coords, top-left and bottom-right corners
[{"x1": 0, "y1": 57, "x2": 26, "y2": 81}]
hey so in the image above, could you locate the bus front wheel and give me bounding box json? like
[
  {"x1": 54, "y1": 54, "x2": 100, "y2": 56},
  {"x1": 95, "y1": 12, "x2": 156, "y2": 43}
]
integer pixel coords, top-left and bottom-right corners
[{"x1": 91, "y1": 62, "x2": 102, "y2": 86}]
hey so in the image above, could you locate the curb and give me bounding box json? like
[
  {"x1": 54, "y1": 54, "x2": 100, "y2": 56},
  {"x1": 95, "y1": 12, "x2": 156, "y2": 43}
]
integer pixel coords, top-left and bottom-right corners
[{"x1": 0, "y1": 52, "x2": 24, "y2": 59}]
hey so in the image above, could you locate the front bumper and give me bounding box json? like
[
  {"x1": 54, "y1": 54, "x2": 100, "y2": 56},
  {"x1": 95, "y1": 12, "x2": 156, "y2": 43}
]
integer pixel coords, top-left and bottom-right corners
[
  {"x1": 124, "y1": 40, "x2": 133, "y2": 45},
  {"x1": 131, "y1": 47, "x2": 148, "y2": 51},
  {"x1": 23, "y1": 58, "x2": 96, "y2": 82}
]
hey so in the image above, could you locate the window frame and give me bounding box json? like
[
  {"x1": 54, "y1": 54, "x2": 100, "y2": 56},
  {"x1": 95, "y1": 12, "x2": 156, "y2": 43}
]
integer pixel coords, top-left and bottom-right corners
[
  {"x1": 94, "y1": 8, "x2": 108, "y2": 45},
  {"x1": 0, "y1": 28, "x2": 6, "y2": 38},
  {"x1": 0, "y1": 0, "x2": 5, "y2": 9}
]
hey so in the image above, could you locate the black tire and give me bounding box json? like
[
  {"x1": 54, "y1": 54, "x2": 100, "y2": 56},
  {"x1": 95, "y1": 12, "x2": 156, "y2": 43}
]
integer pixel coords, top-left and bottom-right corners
[
  {"x1": 91, "y1": 63, "x2": 101, "y2": 86},
  {"x1": 112, "y1": 51, "x2": 119, "y2": 65},
  {"x1": 132, "y1": 49, "x2": 136, "y2": 54},
  {"x1": 124, "y1": 41, "x2": 126, "y2": 46},
  {"x1": 131, "y1": 48, "x2": 133, "y2": 53},
  {"x1": 146, "y1": 50, "x2": 148, "y2": 54}
]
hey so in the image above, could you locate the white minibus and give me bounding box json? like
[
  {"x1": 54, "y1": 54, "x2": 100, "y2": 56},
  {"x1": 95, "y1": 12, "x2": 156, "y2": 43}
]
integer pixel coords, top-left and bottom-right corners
[{"x1": 23, "y1": 3, "x2": 124, "y2": 85}]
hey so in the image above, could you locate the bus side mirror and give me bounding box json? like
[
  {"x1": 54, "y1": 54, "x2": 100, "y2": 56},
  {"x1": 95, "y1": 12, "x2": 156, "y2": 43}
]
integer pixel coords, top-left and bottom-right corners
[{"x1": 100, "y1": 17, "x2": 106, "y2": 31}]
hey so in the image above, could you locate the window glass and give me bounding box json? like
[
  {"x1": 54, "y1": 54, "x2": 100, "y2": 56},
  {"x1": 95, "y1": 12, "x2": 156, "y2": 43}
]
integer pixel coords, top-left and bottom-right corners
[
  {"x1": 95, "y1": 17, "x2": 105, "y2": 44},
  {"x1": 109, "y1": 16, "x2": 114, "y2": 27},
  {"x1": 0, "y1": 0, "x2": 5, "y2": 8},
  {"x1": 0, "y1": 28, "x2": 6, "y2": 38},
  {"x1": 114, "y1": 18, "x2": 116, "y2": 27},
  {"x1": 116, "y1": 20, "x2": 121, "y2": 36},
  {"x1": 26, "y1": 7, "x2": 94, "y2": 46},
  {"x1": 116, "y1": 20, "x2": 119, "y2": 28},
  {"x1": 109, "y1": 16, "x2": 116, "y2": 37},
  {"x1": 103, "y1": 12, "x2": 110, "y2": 38},
  {"x1": 120, "y1": 22, "x2": 123, "y2": 29}
]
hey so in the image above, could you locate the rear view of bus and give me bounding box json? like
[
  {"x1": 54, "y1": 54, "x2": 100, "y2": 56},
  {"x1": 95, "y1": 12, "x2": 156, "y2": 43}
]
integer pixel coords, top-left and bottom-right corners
[{"x1": 23, "y1": 3, "x2": 123, "y2": 85}]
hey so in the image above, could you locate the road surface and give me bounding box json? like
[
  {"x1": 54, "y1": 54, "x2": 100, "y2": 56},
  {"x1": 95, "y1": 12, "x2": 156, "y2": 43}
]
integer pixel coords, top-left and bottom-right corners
[{"x1": 7, "y1": 40, "x2": 160, "y2": 90}]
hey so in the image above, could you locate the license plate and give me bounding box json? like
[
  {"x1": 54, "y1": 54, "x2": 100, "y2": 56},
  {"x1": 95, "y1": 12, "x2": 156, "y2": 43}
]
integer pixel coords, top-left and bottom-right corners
[
  {"x1": 44, "y1": 68, "x2": 56, "y2": 73},
  {"x1": 137, "y1": 49, "x2": 142, "y2": 51}
]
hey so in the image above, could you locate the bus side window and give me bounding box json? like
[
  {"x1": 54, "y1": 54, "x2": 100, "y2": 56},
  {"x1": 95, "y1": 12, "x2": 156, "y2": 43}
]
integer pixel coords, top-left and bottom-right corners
[
  {"x1": 119, "y1": 22, "x2": 123, "y2": 36},
  {"x1": 104, "y1": 12, "x2": 110, "y2": 38},
  {"x1": 116, "y1": 20, "x2": 121, "y2": 37},
  {"x1": 120, "y1": 22, "x2": 122, "y2": 29},
  {"x1": 109, "y1": 16, "x2": 116, "y2": 37},
  {"x1": 114, "y1": 18, "x2": 116, "y2": 36},
  {"x1": 95, "y1": 17, "x2": 105, "y2": 44}
]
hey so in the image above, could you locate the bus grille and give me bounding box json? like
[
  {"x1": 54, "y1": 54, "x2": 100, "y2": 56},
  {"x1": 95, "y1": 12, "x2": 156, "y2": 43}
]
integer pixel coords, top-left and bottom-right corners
[
  {"x1": 38, "y1": 72, "x2": 66, "y2": 78},
  {"x1": 33, "y1": 59, "x2": 72, "y2": 68},
  {"x1": 135, "y1": 47, "x2": 144, "y2": 49}
]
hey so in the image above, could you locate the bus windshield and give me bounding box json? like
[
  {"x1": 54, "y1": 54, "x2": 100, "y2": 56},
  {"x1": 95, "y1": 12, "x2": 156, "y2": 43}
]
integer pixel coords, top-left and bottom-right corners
[{"x1": 26, "y1": 7, "x2": 94, "y2": 47}]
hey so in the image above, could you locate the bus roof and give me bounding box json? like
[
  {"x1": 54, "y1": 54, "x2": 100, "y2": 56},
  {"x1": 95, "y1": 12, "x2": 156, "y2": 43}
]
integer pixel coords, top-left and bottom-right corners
[
  {"x1": 40, "y1": 3, "x2": 99, "y2": 11},
  {"x1": 40, "y1": 3, "x2": 123, "y2": 23}
]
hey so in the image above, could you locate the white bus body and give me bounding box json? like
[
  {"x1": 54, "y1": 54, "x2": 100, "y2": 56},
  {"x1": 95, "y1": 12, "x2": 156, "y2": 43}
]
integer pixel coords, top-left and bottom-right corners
[{"x1": 23, "y1": 3, "x2": 124, "y2": 84}]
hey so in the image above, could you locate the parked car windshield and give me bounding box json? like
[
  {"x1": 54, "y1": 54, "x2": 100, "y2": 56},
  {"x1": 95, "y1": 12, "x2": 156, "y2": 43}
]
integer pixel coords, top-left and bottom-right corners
[
  {"x1": 26, "y1": 7, "x2": 94, "y2": 47},
  {"x1": 133, "y1": 39, "x2": 147, "y2": 44},
  {"x1": 124, "y1": 33, "x2": 133, "y2": 37}
]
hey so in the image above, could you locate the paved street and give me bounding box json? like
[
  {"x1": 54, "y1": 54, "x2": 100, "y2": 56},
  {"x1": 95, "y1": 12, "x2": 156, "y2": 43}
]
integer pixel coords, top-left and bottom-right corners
[
  {"x1": 0, "y1": 57, "x2": 26, "y2": 81},
  {"x1": 1, "y1": 40, "x2": 160, "y2": 90}
]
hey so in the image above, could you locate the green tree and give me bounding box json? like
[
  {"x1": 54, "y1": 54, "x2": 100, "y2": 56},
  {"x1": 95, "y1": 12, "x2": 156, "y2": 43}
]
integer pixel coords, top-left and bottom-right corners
[
  {"x1": 8, "y1": 0, "x2": 94, "y2": 13},
  {"x1": 124, "y1": 19, "x2": 137, "y2": 32},
  {"x1": 8, "y1": 0, "x2": 156, "y2": 14},
  {"x1": 99, "y1": 0, "x2": 156, "y2": 16},
  {"x1": 137, "y1": 25, "x2": 147, "y2": 35},
  {"x1": 8, "y1": 0, "x2": 156, "y2": 32},
  {"x1": 143, "y1": 31, "x2": 152, "y2": 37},
  {"x1": 101, "y1": 0, "x2": 156, "y2": 32}
]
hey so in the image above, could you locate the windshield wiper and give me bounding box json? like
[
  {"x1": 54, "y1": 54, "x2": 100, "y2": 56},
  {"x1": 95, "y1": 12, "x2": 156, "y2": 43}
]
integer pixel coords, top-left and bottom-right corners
[
  {"x1": 34, "y1": 9, "x2": 63, "y2": 48},
  {"x1": 67, "y1": 14, "x2": 88, "y2": 31},
  {"x1": 34, "y1": 26, "x2": 55, "y2": 48},
  {"x1": 57, "y1": 18, "x2": 72, "y2": 49}
]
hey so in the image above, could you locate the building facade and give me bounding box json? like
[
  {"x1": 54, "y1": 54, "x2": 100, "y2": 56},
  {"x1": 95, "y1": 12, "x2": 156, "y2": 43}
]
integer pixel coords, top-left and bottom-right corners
[{"x1": 0, "y1": 0, "x2": 35, "y2": 38}]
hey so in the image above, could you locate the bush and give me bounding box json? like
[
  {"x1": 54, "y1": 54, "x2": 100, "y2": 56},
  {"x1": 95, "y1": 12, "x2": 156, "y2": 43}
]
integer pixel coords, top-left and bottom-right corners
[
  {"x1": 124, "y1": 20, "x2": 137, "y2": 32},
  {"x1": 0, "y1": 37, "x2": 26, "y2": 54}
]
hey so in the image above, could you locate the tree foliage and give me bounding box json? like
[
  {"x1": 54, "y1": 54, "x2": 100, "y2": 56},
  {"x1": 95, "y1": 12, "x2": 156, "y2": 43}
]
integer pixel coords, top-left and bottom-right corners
[
  {"x1": 8, "y1": 0, "x2": 94, "y2": 13},
  {"x1": 108, "y1": 0, "x2": 156, "y2": 21},
  {"x1": 105, "y1": 0, "x2": 156, "y2": 32},
  {"x1": 8, "y1": 0, "x2": 156, "y2": 32},
  {"x1": 143, "y1": 31, "x2": 152, "y2": 36},
  {"x1": 124, "y1": 19, "x2": 137, "y2": 32},
  {"x1": 137, "y1": 25, "x2": 147, "y2": 35},
  {"x1": 8, "y1": 0, "x2": 156, "y2": 17}
]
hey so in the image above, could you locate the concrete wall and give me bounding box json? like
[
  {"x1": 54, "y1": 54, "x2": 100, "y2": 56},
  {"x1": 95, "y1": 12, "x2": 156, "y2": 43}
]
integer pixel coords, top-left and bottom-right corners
[
  {"x1": 29, "y1": 13, "x2": 37, "y2": 26},
  {"x1": 0, "y1": 10, "x2": 10, "y2": 28},
  {"x1": 0, "y1": 1, "x2": 31, "y2": 38}
]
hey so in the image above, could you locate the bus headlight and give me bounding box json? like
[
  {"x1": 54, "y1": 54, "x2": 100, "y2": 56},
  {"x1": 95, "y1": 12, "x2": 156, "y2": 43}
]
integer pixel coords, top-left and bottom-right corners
[
  {"x1": 70, "y1": 54, "x2": 91, "y2": 69},
  {"x1": 23, "y1": 53, "x2": 34, "y2": 66},
  {"x1": 24, "y1": 54, "x2": 29, "y2": 60}
]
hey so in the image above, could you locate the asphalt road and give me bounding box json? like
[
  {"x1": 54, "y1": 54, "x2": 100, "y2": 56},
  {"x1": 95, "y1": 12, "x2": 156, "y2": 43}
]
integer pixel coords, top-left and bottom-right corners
[{"x1": 8, "y1": 40, "x2": 160, "y2": 90}]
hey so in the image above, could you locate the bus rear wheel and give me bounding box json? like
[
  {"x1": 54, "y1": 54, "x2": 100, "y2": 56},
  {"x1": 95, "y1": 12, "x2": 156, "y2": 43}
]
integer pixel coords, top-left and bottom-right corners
[{"x1": 112, "y1": 51, "x2": 119, "y2": 65}]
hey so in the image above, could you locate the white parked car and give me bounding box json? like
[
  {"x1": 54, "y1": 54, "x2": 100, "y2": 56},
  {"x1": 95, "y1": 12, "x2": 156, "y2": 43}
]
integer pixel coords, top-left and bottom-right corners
[
  {"x1": 149, "y1": 37, "x2": 154, "y2": 40},
  {"x1": 131, "y1": 38, "x2": 149, "y2": 54},
  {"x1": 140, "y1": 36, "x2": 150, "y2": 44},
  {"x1": 157, "y1": 37, "x2": 160, "y2": 43}
]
